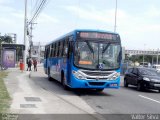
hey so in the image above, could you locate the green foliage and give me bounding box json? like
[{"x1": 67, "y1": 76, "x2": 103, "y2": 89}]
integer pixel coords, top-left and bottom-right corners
[
  {"x1": 0, "y1": 72, "x2": 11, "y2": 112},
  {"x1": 4, "y1": 36, "x2": 13, "y2": 43},
  {"x1": 0, "y1": 35, "x2": 13, "y2": 44},
  {"x1": 125, "y1": 54, "x2": 160, "y2": 64}
]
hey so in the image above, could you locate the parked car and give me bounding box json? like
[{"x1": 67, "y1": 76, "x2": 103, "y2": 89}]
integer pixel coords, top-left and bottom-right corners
[
  {"x1": 152, "y1": 64, "x2": 160, "y2": 72},
  {"x1": 124, "y1": 67, "x2": 160, "y2": 92}
]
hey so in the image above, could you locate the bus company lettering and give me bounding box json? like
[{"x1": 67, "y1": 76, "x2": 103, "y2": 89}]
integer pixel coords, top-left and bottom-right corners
[{"x1": 80, "y1": 32, "x2": 113, "y2": 39}]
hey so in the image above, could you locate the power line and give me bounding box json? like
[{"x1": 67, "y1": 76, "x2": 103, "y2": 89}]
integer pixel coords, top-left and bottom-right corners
[
  {"x1": 32, "y1": 0, "x2": 47, "y2": 22},
  {"x1": 32, "y1": 0, "x2": 41, "y2": 14},
  {"x1": 29, "y1": 0, "x2": 47, "y2": 24},
  {"x1": 30, "y1": 0, "x2": 45, "y2": 23}
]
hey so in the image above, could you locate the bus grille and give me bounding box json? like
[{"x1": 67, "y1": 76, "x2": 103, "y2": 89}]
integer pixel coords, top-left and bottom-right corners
[
  {"x1": 88, "y1": 82, "x2": 105, "y2": 86},
  {"x1": 86, "y1": 77, "x2": 107, "y2": 80},
  {"x1": 81, "y1": 70, "x2": 114, "y2": 76}
]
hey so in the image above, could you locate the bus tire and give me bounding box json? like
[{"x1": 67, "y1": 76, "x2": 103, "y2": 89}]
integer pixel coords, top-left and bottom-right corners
[
  {"x1": 48, "y1": 68, "x2": 52, "y2": 81},
  {"x1": 61, "y1": 72, "x2": 69, "y2": 90}
]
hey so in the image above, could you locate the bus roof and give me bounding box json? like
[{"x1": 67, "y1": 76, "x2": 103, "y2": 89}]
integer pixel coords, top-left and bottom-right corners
[{"x1": 45, "y1": 29, "x2": 119, "y2": 46}]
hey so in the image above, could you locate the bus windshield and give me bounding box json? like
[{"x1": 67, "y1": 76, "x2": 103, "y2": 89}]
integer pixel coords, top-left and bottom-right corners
[{"x1": 74, "y1": 40, "x2": 121, "y2": 70}]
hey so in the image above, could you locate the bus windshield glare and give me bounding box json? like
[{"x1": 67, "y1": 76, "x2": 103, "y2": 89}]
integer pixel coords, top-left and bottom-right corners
[{"x1": 74, "y1": 40, "x2": 121, "y2": 70}]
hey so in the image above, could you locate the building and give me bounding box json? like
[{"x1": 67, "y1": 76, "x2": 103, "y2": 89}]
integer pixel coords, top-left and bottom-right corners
[
  {"x1": 29, "y1": 42, "x2": 45, "y2": 63},
  {"x1": 125, "y1": 49, "x2": 160, "y2": 56}
]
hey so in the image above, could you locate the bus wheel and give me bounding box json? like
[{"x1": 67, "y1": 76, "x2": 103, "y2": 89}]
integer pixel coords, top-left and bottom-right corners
[
  {"x1": 95, "y1": 88, "x2": 104, "y2": 92},
  {"x1": 61, "y1": 73, "x2": 69, "y2": 90},
  {"x1": 48, "y1": 68, "x2": 52, "y2": 81}
]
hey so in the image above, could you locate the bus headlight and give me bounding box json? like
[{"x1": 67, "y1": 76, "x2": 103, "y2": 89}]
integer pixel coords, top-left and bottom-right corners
[
  {"x1": 72, "y1": 70, "x2": 86, "y2": 80},
  {"x1": 107, "y1": 72, "x2": 120, "y2": 80}
]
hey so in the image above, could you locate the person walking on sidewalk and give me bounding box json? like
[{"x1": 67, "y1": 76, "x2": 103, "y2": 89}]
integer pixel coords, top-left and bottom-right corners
[
  {"x1": 33, "y1": 59, "x2": 37, "y2": 71},
  {"x1": 27, "y1": 58, "x2": 32, "y2": 71}
]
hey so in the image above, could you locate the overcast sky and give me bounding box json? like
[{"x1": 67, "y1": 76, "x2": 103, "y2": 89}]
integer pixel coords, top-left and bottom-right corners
[{"x1": 0, "y1": 0, "x2": 160, "y2": 50}]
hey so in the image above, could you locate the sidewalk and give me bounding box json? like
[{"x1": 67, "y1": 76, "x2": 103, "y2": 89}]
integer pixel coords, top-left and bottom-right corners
[
  {"x1": 3, "y1": 66, "x2": 106, "y2": 120},
  {"x1": 4, "y1": 67, "x2": 88, "y2": 113}
]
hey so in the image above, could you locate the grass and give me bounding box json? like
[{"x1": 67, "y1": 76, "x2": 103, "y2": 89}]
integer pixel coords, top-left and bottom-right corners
[{"x1": 0, "y1": 71, "x2": 10, "y2": 113}]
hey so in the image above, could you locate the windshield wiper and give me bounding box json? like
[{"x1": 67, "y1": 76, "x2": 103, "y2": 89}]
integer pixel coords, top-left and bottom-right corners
[
  {"x1": 86, "y1": 41, "x2": 94, "y2": 59},
  {"x1": 86, "y1": 41, "x2": 94, "y2": 53},
  {"x1": 102, "y1": 43, "x2": 111, "y2": 53}
]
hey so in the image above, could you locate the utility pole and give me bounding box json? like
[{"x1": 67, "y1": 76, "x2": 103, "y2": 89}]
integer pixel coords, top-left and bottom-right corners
[
  {"x1": 38, "y1": 42, "x2": 41, "y2": 63},
  {"x1": 23, "y1": 0, "x2": 28, "y2": 70},
  {"x1": 29, "y1": 22, "x2": 37, "y2": 58},
  {"x1": 114, "y1": 0, "x2": 117, "y2": 33},
  {"x1": 29, "y1": 22, "x2": 33, "y2": 58}
]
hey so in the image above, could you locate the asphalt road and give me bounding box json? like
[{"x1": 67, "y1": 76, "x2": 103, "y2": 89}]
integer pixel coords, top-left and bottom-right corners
[
  {"x1": 5, "y1": 66, "x2": 160, "y2": 120},
  {"x1": 79, "y1": 83, "x2": 160, "y2": 114},
  {"x1": 30, "y1": 67, "x2": 160, "y2": 114}
]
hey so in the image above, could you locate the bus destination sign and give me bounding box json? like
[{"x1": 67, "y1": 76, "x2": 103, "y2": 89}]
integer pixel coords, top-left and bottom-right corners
[{"x1": 78, "y1": 32, "x2": 117, "y2": 40}]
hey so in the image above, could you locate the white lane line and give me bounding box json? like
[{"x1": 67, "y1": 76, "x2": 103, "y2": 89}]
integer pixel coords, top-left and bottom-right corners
[{"x1": 139, "y1": 95, "x2": 160, "y2": 104}]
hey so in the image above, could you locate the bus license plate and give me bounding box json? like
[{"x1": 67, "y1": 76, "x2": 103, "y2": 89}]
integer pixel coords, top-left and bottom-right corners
[{"x1": 110, "y1": 84, "x2": 117, "y2": 87}]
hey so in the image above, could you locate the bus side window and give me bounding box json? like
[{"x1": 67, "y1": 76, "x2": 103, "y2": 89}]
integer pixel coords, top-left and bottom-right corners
[
  {"x1": 48, "y1": 45, "x2": 51, "y2": 58},
  {"x1": 68, "y1": 36, "x2": 73, "y2": 58},
  {"x1": 67, "y1": 36, "x2": 73, "y2": 58},
  {"x1": 52, "y1": 43, "x2": 54, "y2": 57},
  {"x1": 53, "y1": 43, "x2": 56, "y2": 57},
  {"x1": 69, "y1": 36, "x2": 73, "y2": 52},
  {"x1": 57, "y1": 42, "x2": 60, "y2": 57},
  {"x1": 61, "y1": 41, "x2": 64, "y2": 57},
  {"x1": 63, "y1": 39, "x2": 68, "y2": 57},
  {"x1": 44, "y1": 47, "x2": 47, "y2": 58},
  {"x1": 51, "y1": 44, "x2": 54, "y2": 57},
  {"x1": 67, "y1": 42, "x2": 71, "y2": 59},
  {"x1": 55, "y1": 43, "x2": 58, "y2": 57},
  {"x1": 59, "y1": 41, "x2": 64, "y2": 57}
]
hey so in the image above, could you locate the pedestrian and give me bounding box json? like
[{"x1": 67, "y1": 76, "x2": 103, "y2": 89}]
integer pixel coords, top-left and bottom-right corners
[
  {"x1": 19, "y1": 59, "x2": 24, "y2": 72},
  {"x1": 33, "y1": 59, "x2": 37, "y2": 71},
  {"x1": 27, "y1": 58, "x2": 32, "y2": 71}
]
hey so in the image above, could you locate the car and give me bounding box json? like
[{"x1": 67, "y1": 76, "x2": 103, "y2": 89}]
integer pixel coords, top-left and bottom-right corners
[
  {"x1": 124, "y1": 67, "x2": 160, "y2": 92},
  {"x1": 139, "y1": 62, "x2": 151, "y2": 68},
  {"x1": 152, "y1": 64, "x2": 160, "y2": 72}
]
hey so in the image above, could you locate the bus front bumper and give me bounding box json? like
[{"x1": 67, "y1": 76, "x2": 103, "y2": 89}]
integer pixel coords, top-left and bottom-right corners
[{"x1": 70, "y1": 77, "x2": 120, "y2": 89}]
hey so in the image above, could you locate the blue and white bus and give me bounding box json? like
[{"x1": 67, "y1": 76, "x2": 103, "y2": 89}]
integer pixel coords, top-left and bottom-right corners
[{"x1": 44, "y1": 29, "x2": 122, "y2": 91}]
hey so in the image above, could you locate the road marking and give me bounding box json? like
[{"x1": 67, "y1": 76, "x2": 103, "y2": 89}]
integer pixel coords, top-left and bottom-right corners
[{"x1": 139, "y1": 95, "x2": 160, "y2": 104}]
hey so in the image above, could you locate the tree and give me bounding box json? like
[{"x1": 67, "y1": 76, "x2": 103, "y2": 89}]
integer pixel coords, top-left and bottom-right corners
[
  {"x1": 0, "y1": 35, "x2": 13, "y2": 44},
  {"x1": 4, "y1": 35, "x2": 13, "y2": 43},
  {"x1": 0, "y1": 36, "x2": 5, "y2": 44}
]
